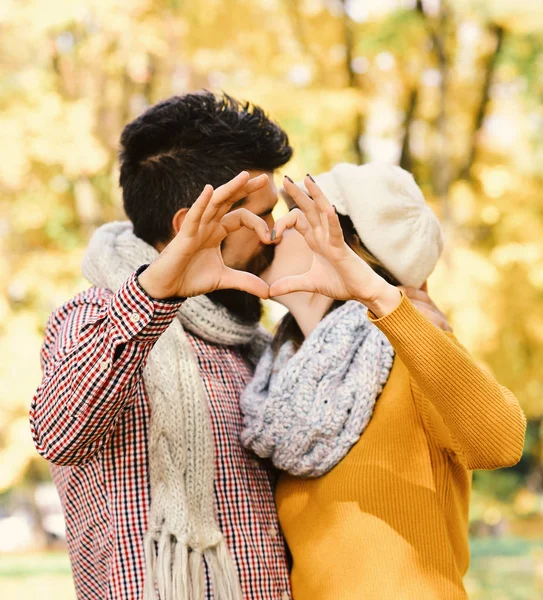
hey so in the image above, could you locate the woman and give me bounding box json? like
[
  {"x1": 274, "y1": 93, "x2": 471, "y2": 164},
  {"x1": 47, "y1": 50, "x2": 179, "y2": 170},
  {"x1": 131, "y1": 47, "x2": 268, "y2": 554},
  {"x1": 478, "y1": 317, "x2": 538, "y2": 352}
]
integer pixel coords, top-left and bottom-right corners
[{"x1": 240, "y1": 163, "x2": 526, "y2": 600}]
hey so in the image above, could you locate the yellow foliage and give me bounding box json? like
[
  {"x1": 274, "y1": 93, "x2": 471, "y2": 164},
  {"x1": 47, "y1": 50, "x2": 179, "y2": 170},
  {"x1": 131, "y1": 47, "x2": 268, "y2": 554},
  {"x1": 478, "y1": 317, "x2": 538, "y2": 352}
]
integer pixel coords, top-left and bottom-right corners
[{"x1": 0, "y1": 0, "x2": 542, "y2": 493}]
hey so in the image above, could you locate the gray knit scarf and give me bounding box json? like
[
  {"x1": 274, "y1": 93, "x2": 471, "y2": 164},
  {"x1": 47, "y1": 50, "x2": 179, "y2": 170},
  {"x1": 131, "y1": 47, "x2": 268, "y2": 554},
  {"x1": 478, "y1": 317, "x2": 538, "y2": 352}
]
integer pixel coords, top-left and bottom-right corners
[
  {"x1": 240, "y1": 301, "x2": 395, "y2": 477},
  {"x1": 82, "y1": 221, "x2": 269, "y2": 600}
]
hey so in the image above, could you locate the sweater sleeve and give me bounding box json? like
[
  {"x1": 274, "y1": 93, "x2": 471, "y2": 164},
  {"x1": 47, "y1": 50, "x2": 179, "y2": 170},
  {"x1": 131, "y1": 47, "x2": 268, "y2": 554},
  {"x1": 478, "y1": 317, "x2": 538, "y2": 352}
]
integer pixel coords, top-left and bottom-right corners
[{"x1": 369, "y1": 294, "x2": 526, "y2": 470}]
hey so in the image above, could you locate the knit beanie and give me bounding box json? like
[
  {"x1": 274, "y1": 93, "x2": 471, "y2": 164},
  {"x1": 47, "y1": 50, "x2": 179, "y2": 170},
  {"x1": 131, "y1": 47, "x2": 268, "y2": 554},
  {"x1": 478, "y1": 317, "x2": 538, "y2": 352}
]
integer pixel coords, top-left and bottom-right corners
[{"x1": 292, "y1": 162, "x2": 444, "y2": 289}]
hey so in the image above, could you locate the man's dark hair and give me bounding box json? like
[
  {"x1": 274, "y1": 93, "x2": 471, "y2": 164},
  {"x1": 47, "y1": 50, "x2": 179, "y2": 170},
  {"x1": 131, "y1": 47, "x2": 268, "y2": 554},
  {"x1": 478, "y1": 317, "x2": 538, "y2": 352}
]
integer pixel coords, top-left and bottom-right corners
[{"x1": 119, "y1": 91, "x2": 293, "y2": 246}]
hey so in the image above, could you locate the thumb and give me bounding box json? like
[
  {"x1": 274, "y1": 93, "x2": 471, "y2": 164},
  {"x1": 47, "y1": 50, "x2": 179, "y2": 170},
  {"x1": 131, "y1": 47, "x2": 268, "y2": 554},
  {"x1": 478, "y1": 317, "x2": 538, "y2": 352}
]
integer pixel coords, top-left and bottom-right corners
[
  {"x1": 218, "y1": 267, "x2": 270, "y2": 299},
  {"x1": 269, "y1": 273, "x2": 315, "y2": 297}
]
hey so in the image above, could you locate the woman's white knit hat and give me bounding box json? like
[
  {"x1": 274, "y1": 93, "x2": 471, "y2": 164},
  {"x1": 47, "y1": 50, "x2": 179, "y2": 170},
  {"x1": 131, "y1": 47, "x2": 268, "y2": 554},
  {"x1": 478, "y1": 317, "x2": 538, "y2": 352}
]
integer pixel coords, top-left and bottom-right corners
[{"x1": 296, "y1": 162, "x2": 444, "y2": 289}]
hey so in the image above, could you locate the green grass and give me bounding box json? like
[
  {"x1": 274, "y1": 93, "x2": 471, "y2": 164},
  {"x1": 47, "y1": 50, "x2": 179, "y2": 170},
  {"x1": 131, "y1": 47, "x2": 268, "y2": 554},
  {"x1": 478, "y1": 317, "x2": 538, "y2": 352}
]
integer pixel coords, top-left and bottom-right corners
[
  {"x1": 470, "y1": 536, "x2": 543, "y2": 558},
  {"x1": 1, "y1": 539, "x2": 543, "y2": 599},
  {"x1": 0, "y1": 552, "x2": 72, "y2": 577},
  {"x1": 465, "y1": 538, "x2": 543, "y2": 599},
  {"x1": 0, "y1": 553, "x2": 74, "y2": 600},
  {"x1": 1, "y1": 576, "x2": 76, "y2": 600}
]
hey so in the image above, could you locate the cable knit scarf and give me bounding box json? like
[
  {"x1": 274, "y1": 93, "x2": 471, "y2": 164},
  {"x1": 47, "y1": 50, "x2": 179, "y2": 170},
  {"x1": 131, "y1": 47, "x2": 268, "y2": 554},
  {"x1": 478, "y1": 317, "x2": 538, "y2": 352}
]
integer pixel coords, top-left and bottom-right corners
[
  {"x1": 82, "y1": 221, "x2": 269, "y2": 600},
  {"x1": 240, "y1": 301, "x2": 395, "y2": 478}
]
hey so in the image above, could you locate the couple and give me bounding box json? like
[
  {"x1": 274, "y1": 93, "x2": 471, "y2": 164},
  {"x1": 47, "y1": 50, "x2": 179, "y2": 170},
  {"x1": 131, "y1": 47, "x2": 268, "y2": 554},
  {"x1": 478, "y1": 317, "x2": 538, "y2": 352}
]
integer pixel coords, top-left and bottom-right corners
[{"x1": 31, "y1": 92, "x2": 525, "y2": 600}]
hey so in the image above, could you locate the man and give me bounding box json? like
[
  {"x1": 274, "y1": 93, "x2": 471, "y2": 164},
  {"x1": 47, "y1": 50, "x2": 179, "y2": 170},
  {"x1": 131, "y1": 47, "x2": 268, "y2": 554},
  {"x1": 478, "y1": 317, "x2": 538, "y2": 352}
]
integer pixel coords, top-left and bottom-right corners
[
  {"x1": 31, "y1": 91, "x2": 452, "y2": 600},
  {"x1": 31, "y1": 92, "x2": 293, "y2": 600}
]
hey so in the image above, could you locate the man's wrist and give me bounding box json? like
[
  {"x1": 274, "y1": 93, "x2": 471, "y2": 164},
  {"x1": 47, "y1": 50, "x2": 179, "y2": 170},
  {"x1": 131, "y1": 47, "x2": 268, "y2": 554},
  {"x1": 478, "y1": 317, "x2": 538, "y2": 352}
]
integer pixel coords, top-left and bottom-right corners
[
  {"x1": 136, "y1": 265, "x2": 185, "y2": 303},
  {"x1": 137, "y1": 270, "x2": 165, "y2": 300}
]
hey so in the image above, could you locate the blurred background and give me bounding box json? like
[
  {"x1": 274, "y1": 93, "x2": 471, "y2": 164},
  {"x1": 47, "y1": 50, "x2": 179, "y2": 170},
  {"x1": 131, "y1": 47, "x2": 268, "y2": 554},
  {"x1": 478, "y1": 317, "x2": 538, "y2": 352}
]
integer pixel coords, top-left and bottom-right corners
[{"x1": 0, "y1": 0, "x2": 542, "y2": 598}]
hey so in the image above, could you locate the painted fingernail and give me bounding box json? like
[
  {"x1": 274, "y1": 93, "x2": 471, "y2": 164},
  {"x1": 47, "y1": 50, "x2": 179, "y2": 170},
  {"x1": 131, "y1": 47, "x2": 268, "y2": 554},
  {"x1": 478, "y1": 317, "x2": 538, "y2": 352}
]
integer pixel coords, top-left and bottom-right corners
[
  {"x1": 307, "y1": 173, "x2": 315, "y2": 183},
  {"x1": 284, "y1": 175, "x2": 294, "y2": 183},
  {"x1": 271, "y1": 229, "x2": 276, "y2": 241}
]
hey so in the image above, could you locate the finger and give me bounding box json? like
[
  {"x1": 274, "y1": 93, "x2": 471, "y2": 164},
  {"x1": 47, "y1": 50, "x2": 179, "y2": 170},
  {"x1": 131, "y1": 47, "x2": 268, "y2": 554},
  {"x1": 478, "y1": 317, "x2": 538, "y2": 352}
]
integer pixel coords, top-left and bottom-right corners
[
  {"x1": 214, "y1": 173, "x2": 270, "y2": 221},
  {"x1": 399, "y1": 286, "x2": 436, "y2": 307},
  {"x1": 406, "y1": 288, "x2": 443, "y2": 314},
  {"x1": 398, "y1": 286, "x2": 419, "y2": 298},
  {"x1": 272, "y1": 208, "x2": 310, "y2": 240},
  {"x1": 200, "y1": 171, "x2": 251, "y2": 224},
  {"x1": 434, "y1": 317, "x2": 452, "y2": 332},
  {"x1": 180, "y1": 184, "x2": 214, "y2": 237},
  {"x1": 410, "y1": 301, "x2": 439, "y2": 323},
  {"x1": 409, "y1": 299, "x2": 436, "y2": 314},
  {"x1": 304, "y1": 175, "x2": 333, "y2": 214},
  {"x1": 244, "y1": 173, "x2": 270, "y2": 194},
  {"x1": 218, "y1": 267, "x2": 270, "y2": 299},
  {"x1": 410, "y1": 301, "x2": 451, "y2": 331},
  {"x1": 279, "y1": 187, "x2": 296, "y2": 210},
  {"x1": 326, "y1": 206, "x2": 345, "y2": 248},
  {"x1": 283, "y1": 176, "x2": 321, "y2": 228},
  {"x1": 269, "y1": 273, "x2": 315, "y2": 297},
  {"x1": 221, "y1": 209, "x2": 272, "y2": 244}
]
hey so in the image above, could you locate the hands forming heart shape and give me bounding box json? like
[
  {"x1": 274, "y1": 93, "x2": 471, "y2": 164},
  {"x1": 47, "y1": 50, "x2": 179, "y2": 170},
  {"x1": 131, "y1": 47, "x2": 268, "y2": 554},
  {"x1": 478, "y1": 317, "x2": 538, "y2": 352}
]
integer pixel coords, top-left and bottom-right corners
[{"x1": 138, "y1": 171, "x2": 400, "y2": 314}]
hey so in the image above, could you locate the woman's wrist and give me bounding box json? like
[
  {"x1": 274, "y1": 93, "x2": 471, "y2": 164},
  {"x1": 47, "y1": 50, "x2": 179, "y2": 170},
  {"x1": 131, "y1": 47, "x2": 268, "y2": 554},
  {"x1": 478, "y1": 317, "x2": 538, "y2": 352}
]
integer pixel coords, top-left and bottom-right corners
[{"x1": 354, "y1": 278, "x2": 402, "y2": 318}]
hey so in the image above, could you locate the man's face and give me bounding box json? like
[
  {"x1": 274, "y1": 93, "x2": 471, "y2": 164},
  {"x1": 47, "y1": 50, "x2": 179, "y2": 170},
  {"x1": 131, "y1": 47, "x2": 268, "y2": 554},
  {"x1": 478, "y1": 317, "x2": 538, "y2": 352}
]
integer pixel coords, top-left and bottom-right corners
[{"x1": 221, "y1": 170, "x2": 278, "y2": 274}]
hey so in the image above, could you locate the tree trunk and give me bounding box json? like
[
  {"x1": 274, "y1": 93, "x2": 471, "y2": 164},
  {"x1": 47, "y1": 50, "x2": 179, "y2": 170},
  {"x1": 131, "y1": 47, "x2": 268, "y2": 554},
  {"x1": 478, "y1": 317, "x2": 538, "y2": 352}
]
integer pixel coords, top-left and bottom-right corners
[
  {"x1": 400, "y1": 87, "x2": 418, "y2": 171},
  {"x1": 418, "y1": 0, "x2": 453, "y2": 228}
]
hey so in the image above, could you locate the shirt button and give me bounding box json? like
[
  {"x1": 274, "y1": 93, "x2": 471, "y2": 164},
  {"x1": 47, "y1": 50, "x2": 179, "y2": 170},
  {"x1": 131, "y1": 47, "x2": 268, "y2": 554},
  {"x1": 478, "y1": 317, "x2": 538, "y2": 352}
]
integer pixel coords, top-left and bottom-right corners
[
  {"x1": 281, "y1": 593, "x2": 290, "y2": 600},
  {"x1": 99, "y1": 360, "x2": 109, "y2": 372},
  {"x1": 129, "y1": 312, "x2": 140, "y2": 323},
  {"x1": 268, "y1": 526, "x2": 278, "y2": 538}
]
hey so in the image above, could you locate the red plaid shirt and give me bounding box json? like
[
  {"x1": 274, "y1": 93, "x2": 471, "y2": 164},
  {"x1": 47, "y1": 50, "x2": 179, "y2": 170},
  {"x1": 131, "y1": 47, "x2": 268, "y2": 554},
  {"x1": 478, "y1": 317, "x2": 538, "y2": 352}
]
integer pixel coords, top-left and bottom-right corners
[{"x1": 30, "y1": 270, "x2": 291, "y2": 600}]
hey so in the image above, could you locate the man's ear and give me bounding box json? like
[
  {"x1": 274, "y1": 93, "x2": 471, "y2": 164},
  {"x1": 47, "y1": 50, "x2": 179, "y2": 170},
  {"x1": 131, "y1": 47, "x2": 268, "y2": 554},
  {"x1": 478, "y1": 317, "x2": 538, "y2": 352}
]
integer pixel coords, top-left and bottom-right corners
[
  {"x1": 421, "y1": 281, "x2": 428, "y2": 292},
  {"x1": 172, "y1": 207, "x2": 190, "y2": 235}
]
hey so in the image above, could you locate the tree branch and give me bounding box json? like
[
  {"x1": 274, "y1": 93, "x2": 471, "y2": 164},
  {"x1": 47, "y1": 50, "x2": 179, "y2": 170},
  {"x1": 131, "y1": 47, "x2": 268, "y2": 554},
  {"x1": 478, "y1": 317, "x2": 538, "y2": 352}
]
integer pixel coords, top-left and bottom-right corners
[
  {"x1": 459, "y1": 24, "x2": 505, "y2": 180},
  {"x1": 340, "y1": 0, "x2": 364, "y2": 163}
]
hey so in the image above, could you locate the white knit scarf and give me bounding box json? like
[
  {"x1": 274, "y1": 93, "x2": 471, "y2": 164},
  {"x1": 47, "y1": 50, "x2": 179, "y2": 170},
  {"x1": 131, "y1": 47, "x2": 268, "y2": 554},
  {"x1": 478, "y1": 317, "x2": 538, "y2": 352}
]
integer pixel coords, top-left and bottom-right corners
[
  {"x1": 82, "y1": 221, "x2": 269, "y2": 600},
  {"x1": 241, "y1": 301, "x2": 395, "y2": 477}
]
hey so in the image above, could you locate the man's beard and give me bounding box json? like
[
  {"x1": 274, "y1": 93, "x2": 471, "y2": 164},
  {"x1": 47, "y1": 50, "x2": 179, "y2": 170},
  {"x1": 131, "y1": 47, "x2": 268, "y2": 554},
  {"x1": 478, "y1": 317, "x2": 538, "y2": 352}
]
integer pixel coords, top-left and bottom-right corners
[{"x1": 207, "y1": 243, "x2": 275, "y2": 324}]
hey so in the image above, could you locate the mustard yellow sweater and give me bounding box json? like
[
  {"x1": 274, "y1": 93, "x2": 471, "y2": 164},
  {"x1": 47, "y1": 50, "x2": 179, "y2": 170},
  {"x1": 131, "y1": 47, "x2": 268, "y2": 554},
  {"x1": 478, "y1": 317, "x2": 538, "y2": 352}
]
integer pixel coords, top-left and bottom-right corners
[{"x1": 276, "y1": 295, "x2": 526, "y2": 600}]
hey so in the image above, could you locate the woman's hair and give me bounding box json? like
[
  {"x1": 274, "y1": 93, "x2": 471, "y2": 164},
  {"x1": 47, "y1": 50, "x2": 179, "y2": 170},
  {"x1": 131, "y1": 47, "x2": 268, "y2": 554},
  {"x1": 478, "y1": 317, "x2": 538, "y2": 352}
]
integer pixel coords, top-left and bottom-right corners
[{"x1": 271, "y1": 212, "x2": 401, "y2": 354}]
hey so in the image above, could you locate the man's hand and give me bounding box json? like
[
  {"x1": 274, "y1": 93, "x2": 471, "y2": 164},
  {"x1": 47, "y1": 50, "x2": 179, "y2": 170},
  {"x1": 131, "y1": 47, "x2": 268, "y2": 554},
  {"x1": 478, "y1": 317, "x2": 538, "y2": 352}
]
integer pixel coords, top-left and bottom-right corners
[
  {"x1": 138, "y1": 171, "x2": 272, "y2": 300},
  {"x1": 399, "y1": 286, "x2": 453, "y2": 332}
]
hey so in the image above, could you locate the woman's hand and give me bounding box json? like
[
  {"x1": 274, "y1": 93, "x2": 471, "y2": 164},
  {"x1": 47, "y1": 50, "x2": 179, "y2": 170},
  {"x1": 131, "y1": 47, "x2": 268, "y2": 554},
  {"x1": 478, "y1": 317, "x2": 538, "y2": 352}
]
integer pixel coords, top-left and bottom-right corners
[
  {"x1": 138, "y1": 171, "x2": 272, "y2": 300},
  {"x1": 400, "y1": 285, "x2": 453, "y2": 332},
  {"x1": 270, "y1": 175, "x2": 401, "y2": 317}
]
